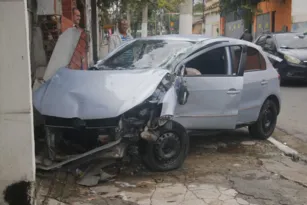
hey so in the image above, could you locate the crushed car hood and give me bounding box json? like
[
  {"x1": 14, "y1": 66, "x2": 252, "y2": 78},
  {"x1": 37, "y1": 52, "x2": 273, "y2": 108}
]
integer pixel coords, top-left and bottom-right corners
[{"x1": 33, "y1": 67, "x2": 169, "y2": 119}]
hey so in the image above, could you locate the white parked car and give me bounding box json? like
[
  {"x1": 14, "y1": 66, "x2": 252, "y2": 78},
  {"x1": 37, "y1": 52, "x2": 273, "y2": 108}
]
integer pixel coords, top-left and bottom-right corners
[{"x1": 33, "y1": 35, "x2": 281, "y2": 172}]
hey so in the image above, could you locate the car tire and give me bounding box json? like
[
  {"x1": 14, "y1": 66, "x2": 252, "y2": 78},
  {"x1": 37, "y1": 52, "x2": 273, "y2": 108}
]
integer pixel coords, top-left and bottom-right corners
[
  {"x1": 248, "y1": 99, "x2": 278, "y2": 140},
  {"x1": 142, "y1": 120, "x2": 189, "y2": 172}
]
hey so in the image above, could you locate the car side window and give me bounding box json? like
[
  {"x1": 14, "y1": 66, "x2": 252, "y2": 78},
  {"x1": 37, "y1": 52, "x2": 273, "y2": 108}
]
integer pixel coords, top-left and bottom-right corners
[
  {"x1": 245, "y1": 47, "x2": 267, "y2": 72},
  {"x1": 264, "y1": 37, "x2": 276, "y2": 52},
  {"x1": 184, "y1": 47, "x2": 229, "y2": 76},
  {"x1": 256, "y1": 35, "x2": 267, "y2": 47}
]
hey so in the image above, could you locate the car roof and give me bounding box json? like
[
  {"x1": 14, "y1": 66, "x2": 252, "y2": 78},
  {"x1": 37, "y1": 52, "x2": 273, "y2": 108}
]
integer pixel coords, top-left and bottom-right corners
[
  {"x1": 139, "y1": 34, "x2": 210, "y2": 42},
  {"x1": 260, "y1": 31, "x2": 301, "y2": 36},
  {"x1": 138, "y1": 34, "x2": 260, "y2": 48}
]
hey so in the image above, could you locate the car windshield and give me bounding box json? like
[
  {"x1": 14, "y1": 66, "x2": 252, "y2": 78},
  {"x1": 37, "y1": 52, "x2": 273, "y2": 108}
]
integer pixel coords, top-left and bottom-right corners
[
  {"x1": 100, "y1": 39, "x2": 195, "y2": 70},
  {"x1": 275, "y1": 33, "x2": 307, "y2": 49}
]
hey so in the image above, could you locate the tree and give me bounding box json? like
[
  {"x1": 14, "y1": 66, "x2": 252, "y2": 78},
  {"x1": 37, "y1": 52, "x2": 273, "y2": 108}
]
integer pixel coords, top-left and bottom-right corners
[
  {"x1": 219, "y1": 0, "x2": 262, "y2": 32},
  {"x1": 193, "y1": 2, "x2": 204, "y2": 13},
  {"x1": 97, "y1": 0, "x2": 185, "y2": 37}
]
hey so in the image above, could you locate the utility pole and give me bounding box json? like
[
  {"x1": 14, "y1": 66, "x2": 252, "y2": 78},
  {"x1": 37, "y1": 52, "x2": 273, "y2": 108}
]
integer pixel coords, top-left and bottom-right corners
[
  {"x1": 169, "y1": 13, "x2": 172, "y2": 34},
  {"x1": 202, "y1": 0, "x2": 205, "y2": 34},
  {"x1": 141, "y1": 4, "x2": 148, "y2": 37},
  {"x1": 179, "y1": 0, "x2": 193, "y2": 34},
  {"x1": 126, "y1": 5, "x2": 131, "y2": 34}
]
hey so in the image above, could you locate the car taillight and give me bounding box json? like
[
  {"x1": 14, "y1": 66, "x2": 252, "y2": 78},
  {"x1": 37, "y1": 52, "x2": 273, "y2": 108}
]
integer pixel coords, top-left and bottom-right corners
[{"x1": 278, "y1": 74, "x2": 280, "y2": 80}]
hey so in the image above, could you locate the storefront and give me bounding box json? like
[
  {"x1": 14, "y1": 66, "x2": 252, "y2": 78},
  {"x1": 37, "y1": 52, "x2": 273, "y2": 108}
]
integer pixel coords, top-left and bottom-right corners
[{"x1": 254, "y1": 0, "x2": 292, "y2": 38}]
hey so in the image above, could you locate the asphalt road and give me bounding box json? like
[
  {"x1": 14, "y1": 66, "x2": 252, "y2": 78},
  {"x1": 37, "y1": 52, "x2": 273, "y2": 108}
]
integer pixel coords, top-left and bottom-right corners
[{"x1": 278, "y1": 82, "x2": 307, "y2": 142}]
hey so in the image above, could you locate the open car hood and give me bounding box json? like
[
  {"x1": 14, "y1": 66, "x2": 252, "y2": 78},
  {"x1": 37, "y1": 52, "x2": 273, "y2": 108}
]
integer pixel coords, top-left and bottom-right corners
[{"x1": 33, "y1": 67, "x2": 169, "y2": 119}]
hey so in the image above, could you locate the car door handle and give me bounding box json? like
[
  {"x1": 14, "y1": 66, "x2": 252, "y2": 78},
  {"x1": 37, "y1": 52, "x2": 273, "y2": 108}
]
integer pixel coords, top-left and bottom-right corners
[
  {"x1": 227, "y1": 89, "x2": 240, "y2": 95},
  {"x1": 261, "y1": 80, "x2": 268, "y2": 85}
]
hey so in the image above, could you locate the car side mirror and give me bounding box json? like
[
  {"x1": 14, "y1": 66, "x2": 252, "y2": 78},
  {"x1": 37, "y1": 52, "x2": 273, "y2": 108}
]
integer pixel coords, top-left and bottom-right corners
[
  {"x1": 177, "y1": 79, "x2": 189, "y2": 105},
  {"x1": 178, "y1": 64, "x2": 186, "y2": 76}
]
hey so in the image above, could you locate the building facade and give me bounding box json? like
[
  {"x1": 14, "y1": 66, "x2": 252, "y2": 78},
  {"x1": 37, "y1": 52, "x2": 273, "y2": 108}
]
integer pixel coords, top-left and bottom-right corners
[
  {"x1": 220, "y1": 0, "x2": 293, "y2": 38},
  {"x1": 254, "y1": 0, "x2": 292, "y2": 38},
  {"x1": 204, "y1": 0, "x2": 220, "y2": 37}
]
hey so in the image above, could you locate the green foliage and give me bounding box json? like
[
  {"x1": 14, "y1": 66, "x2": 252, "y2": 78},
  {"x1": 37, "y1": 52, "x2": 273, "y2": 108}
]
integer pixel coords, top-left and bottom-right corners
[
  {"x1": 219, "y1": 0, "x2": 262, "y2": 31},
  {"x1": 97, "y1": 0, "x2": 184, "y2": 34},
  {"x1": 193, "y1": 2, "x2": 204, "y2": 13},
  {"x1": 97, "y1": 0, "x2": 184, "y2": 11}
]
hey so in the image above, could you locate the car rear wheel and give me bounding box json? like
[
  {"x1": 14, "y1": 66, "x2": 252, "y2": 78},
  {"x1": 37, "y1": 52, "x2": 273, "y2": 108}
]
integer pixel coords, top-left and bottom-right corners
[
  {"x1": 142, "y1": 121, "x2": 189, "y2": 172},
  {"x1": 248, "y1": 99, "x2": 278, "y2": 140}
]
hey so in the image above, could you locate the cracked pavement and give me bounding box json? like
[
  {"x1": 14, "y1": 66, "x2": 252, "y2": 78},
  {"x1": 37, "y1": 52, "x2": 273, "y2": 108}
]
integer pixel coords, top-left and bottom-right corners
[{"x1": 36, "y1": 129, "x2": 307, "y2": 205}]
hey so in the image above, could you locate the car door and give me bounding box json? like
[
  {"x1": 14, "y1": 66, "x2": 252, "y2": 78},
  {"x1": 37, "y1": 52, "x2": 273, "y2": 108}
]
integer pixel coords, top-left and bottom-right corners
[
  {"x1": 233, "y1": 46, "x2": 269, "y2": 124},
  {"x1": 173, "y1": 43, "x2": 246, "y2": 130}
]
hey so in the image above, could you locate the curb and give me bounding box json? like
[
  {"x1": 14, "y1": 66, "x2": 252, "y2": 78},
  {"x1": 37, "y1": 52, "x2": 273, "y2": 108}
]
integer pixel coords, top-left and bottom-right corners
[
  {"x1": 267, "y1": 137, "x2": 298, "y2": 156},
  {"x1": 267, "y1": 137, "x2": 307, "y2": 163}
]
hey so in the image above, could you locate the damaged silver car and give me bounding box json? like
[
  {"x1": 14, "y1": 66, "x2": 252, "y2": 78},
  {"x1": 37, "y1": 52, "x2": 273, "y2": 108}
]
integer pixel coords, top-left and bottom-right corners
[{"x1": 33, "y1": 35, "x2": 281, "y2": 172}]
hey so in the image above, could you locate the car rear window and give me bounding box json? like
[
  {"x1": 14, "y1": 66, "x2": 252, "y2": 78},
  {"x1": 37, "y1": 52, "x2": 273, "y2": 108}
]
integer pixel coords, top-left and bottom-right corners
[{"x1": 245, "y1": 47, "x2": 267, "y2": 72}]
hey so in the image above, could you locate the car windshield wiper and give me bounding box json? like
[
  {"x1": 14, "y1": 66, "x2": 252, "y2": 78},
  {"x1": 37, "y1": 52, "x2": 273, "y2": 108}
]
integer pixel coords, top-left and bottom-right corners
[
  {"x1": 97, "y1": 64, "x2": 112, "y2": 70},
  {"x1": 280, "y1": 46, "x2": 295, "y2": 49}
]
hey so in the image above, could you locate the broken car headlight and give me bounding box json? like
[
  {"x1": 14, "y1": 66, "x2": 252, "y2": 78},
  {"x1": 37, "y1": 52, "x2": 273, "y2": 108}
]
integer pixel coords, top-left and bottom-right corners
[
  {"x1": 148, "y1": 73, "x2": 174, "y2": 103},
  {"x1": 284, "y1": 54, "x2": 301, "y2": 65}
]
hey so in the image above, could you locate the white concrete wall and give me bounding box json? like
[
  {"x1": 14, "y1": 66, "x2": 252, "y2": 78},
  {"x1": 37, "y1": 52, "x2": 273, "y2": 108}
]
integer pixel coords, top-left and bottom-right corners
[
  {"x1": 0, "y1": 0, "x2": 35, "y2": 204},
  {"x1": 37, "y1": 0, "x2": 62, "y2": 15},
  {"x1": 204, "y1": 13, "x2": 220, "y2": 37},
  {"x1": 96, "y1": 4, "x2": 100, "y2": 62}
]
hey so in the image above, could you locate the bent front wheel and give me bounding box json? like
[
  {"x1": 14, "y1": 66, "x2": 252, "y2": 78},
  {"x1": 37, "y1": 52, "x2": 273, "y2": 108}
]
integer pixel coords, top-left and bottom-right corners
[{"x1": 142, "y1": 121, "x2": 189, "y2": 172}]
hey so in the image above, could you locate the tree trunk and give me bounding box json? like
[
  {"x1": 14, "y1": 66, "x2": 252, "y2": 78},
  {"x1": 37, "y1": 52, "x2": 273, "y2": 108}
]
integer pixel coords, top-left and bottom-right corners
[{"x1": 141, "y1": 4, "x2": 148, "y2": 37}]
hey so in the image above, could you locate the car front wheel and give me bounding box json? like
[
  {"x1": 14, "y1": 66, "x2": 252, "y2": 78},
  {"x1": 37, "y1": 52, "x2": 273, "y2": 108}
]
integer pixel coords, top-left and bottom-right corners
[
  {"x1": 142, "y1": 120, "x2": 189, "y2": 172},
  {"x1": 249, "y1": 99, "x2": 278, "y2": 140}
]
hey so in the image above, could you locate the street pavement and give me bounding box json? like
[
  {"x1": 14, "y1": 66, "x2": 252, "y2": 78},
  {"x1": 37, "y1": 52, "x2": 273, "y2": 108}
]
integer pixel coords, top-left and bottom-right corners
[
  {"x1": 278, "y1": 82, "x2": 307, "y2": 141},
  {"x1": 272, "y1": 82, "x2": 307, "y2": 157}
]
